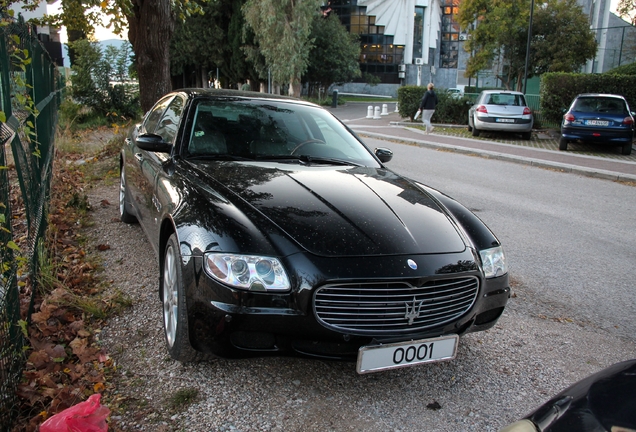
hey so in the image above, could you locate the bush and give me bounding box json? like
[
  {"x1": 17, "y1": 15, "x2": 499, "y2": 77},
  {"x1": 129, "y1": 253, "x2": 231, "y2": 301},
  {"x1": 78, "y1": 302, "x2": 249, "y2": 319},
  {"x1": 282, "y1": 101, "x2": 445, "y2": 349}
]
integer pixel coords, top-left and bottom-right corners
[
  {"x1": 605, "y1": 62, "x2": 636, "y2": 76},
  {"x1": 398, "y1": 86, "x2": 471, "y2": 124},
  {"x1": 540, "y1": 72, "x2": 636, "y2": 124},
  {"x1": 69, "y1": 39, "x2": 141, "y2": 120}
]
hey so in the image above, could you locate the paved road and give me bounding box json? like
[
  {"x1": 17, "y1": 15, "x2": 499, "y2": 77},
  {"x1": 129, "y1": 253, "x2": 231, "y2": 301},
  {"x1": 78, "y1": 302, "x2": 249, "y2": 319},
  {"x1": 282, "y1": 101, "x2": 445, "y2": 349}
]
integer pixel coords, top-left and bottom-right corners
[
  {"x1": 362, "y1": 136, "x2": 636, "y2": 343},
  {"x1": 328, "y1": 102, "x2": 636, "y2": 182}
]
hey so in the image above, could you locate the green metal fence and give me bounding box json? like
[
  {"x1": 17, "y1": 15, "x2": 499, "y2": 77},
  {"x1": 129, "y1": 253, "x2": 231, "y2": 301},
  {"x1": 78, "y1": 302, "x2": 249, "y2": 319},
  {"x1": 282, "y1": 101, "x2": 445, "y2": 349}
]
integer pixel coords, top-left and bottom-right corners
[{"x1": 0, "y1": 15, "x2": 62, "y2": 430}]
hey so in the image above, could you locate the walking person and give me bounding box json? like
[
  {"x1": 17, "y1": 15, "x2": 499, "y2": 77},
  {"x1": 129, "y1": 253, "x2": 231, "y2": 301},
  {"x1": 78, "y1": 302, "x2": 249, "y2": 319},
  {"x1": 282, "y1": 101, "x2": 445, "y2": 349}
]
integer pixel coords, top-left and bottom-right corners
[{"x1": 416, "y1": 83, "x2": 438, "y2": 133}]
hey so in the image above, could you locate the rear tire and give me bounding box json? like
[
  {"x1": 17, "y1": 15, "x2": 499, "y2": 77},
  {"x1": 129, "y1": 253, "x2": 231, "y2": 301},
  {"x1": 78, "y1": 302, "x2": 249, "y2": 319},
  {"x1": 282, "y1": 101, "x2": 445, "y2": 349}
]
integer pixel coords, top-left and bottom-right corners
[
  {"x1": 559, "y1": 137, "x2": 568, "y2": 151},
  {"x1": 162, "y1": 233, "x2": 200, "y2": 362},
  {"x1": 119, "y1": 167, "x2": 137, "y2": 224},
  {"x1": 622, "y1": 142, "x2": 633, "y2": 155},
  {"x1": 471, "y1": 118, "x2": 480, "y2": 137},
  {"x1": 522, "y1": 131, "x2": 532, "y2": 140}
]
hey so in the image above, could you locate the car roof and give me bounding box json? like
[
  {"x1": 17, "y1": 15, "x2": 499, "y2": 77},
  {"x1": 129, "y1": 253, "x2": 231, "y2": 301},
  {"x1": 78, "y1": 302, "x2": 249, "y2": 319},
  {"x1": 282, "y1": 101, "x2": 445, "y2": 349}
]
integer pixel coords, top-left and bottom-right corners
[
  {"x1": 575, "y1": 93, "x2": 627, "y2": 100},
  {"x1": 172, "y1": 88, "x2": 316, "y2": 106},
  {"x1": 479, "y1": 90, "x2": 525, "y2": 95}
]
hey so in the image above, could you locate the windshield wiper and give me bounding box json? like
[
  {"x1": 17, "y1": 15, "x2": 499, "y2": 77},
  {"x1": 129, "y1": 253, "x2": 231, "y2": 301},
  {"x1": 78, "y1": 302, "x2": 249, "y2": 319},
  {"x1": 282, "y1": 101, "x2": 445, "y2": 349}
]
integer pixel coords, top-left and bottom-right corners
[
  {"x1": 186, "y1": 154, "x2": 252, "y2": 161},
  {"x1": 253, "y1": 154, "x2": 362, "y2": 166},
  {"x1": 298, "y1": 155, "x2": 362, "y2": 166}
]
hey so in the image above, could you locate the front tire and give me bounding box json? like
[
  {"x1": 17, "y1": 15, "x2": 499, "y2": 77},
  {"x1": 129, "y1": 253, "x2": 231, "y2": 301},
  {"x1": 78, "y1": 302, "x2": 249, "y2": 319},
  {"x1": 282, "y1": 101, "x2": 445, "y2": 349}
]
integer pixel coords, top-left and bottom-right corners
[
  {"x1": 162, "y1": 234, "x2": 199, "y2": 362},
  {"x1": 559, "y1": 137, "x2": 568, "y2": 151},
  {"x1": 119, "y1": 167, "x2": 137, "y2": 224}
]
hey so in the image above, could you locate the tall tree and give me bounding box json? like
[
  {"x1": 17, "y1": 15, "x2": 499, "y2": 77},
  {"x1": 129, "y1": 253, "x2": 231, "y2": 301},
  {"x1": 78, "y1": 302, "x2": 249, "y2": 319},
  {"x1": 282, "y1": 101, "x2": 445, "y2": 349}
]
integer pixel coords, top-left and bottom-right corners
[
  {"x1": 242, "y1": 0, "x2": 321, "y2": 97},
  {"x1": 24, "y1": 0, "x2": 205, "y2": 112},
  {"x1": 170, "y1": 0, "x2": 227, "y2": 88},
  {"x1": 457, "y1": 0, "x2": 533, "y2": 90},
  {"x1": 458, "y1": 0, "x2": 597, "y2": 91},
  {"x1": 617, "y1": 0, "x2": 636, "y2": 25},
  {"x1": 531, "y1": 0, "x2": 597, "y2": 75},
  {"x1": 303, "y1": 13, "x2": 361, "y2": 97}
]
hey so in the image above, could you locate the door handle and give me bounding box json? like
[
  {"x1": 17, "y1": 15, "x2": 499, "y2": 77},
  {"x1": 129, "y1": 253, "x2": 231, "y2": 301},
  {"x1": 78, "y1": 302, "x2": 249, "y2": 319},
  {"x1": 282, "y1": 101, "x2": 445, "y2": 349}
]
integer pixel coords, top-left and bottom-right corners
[{"x1": 135, "y1": 153, "x2": 143, "y2": 163}]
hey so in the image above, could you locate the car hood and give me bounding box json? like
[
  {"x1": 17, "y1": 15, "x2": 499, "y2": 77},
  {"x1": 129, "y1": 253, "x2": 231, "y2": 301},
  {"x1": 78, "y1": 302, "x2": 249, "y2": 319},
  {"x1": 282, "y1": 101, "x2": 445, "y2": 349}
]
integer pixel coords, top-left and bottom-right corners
[{"x1": 190, "y1": 161, "x2": 467, "y2": 257}]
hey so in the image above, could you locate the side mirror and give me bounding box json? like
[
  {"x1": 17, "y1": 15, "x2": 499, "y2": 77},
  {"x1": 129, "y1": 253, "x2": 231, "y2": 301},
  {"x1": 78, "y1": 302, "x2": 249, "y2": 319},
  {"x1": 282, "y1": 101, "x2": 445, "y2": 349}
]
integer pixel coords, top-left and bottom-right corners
[
  {"x1": 375, "y1": 147, "x2": 393, "y2": 163},
  {"x1": 135, "y1": 133, "x2": 172, "y2": 153}
]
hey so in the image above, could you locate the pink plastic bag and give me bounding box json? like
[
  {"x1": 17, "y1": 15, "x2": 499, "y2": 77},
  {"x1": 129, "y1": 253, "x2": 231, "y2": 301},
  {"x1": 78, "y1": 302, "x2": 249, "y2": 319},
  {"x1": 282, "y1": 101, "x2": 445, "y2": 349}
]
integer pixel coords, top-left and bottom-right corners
[{"x1": 40, "y1": 393, "x2": 110, "y2": 432}]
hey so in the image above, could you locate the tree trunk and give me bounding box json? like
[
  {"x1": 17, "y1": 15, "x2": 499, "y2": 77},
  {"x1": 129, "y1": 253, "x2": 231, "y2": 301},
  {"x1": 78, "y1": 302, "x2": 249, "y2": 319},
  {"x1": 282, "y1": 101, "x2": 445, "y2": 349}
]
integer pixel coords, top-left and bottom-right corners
[
  {"x1": 127, "y1": 0, "x2": 174, "y2": 113},
  {"x1": 289, "y1": 77, "x2": 301, "y2": 98}
]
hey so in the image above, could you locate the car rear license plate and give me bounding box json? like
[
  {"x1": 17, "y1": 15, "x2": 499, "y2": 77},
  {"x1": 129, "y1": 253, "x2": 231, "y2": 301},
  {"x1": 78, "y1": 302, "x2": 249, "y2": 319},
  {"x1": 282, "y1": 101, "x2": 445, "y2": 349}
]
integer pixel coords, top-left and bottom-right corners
[
  {"x1": 496, "y1": 118, "x2": 515, "y2": 123},
  {"x1": 356, "y1": 335, "x2": 459, "y2": 374},
  {"x1": 586, "y1": 120, "x2": 609, "y2": 126}
]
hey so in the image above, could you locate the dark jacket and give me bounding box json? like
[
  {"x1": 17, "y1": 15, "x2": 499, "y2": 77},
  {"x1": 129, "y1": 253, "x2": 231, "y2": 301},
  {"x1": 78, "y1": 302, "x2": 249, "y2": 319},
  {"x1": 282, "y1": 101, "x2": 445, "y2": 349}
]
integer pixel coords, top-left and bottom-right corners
[{"x1": 419, "y1": 89, "x2": 438, "y2": 110}]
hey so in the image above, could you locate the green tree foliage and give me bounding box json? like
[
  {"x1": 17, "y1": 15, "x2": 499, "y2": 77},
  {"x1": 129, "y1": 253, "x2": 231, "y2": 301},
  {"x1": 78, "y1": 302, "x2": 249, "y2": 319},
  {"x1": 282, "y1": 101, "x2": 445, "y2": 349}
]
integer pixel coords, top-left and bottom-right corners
[
  {"x1": 69, "y1": 39, "x2": 139, "y2": 118},
  {"x1": 457, "y1": 0, "x2": 531, "y2": 90},
  {"x1": 303, "y1": 14, "x2": 361, "y2": 97},
  {"x1": 242, "y1": 0, "x2": 322, "y2": 97},
  {"x1": 606, "y1": 62, "x2": 636, "y2": 75},
  {"x1": 458, "y1": 0, "x2": 597, "y2": 91},
  {"x1": 531, "y1": 0, "x2": 597, "y2": 75},
  {"x1": 170, "y1": 0, "x2": 227, "y2": 86},
  {"x1": 22, "y1": 0, "x2": 207, "y2": 112}
]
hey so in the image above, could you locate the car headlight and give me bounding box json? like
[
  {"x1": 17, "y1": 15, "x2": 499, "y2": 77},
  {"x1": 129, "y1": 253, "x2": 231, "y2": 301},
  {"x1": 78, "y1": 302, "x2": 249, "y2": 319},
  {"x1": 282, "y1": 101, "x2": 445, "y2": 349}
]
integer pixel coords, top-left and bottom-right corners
[
  {"x1": 479, "y1": 246, "x2": 508, "y2": 278},
  {"x1": 203, "y1": 253, "x2": 291, "y2": 292}
]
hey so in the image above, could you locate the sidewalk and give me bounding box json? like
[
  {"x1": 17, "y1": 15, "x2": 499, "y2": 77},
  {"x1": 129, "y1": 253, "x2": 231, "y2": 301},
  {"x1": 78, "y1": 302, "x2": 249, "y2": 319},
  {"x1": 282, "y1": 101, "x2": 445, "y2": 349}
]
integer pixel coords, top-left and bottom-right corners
[{"x1": 327, "y1": 102, "x2": 636, "y2": 183}]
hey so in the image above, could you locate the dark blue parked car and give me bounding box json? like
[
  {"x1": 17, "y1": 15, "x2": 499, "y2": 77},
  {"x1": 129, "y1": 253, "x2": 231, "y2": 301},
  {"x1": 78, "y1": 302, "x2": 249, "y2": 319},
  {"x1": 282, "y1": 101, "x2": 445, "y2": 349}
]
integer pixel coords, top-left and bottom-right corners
[{"x1": 560, "y1": 94, "x2": 634, "y2": 155}]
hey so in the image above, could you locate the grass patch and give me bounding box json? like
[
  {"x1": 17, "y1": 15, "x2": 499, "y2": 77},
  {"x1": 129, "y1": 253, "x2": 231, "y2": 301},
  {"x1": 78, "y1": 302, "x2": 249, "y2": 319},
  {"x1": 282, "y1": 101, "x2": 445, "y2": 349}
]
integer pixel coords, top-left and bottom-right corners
[{"x1": 168, "y1": 387, "x2": 199, "y2": 412}]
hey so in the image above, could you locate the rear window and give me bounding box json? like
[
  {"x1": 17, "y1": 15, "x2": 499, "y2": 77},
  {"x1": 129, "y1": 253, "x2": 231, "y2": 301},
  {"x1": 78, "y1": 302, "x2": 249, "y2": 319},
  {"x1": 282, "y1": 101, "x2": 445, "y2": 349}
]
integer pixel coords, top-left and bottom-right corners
[
  {"x1": 484, "y1": 93, "x2": 526, "y2": 107},
  {"x1": 572, "y1": 97, "x2": 627, "y2": 115}
]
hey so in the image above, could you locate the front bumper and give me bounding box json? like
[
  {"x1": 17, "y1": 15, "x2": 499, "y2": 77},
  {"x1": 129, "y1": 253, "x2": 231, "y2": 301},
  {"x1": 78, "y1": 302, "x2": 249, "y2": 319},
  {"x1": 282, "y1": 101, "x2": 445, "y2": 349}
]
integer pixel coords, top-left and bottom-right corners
[{"x1": 180, "y1": 251, "x2": 510, "y2": 360}]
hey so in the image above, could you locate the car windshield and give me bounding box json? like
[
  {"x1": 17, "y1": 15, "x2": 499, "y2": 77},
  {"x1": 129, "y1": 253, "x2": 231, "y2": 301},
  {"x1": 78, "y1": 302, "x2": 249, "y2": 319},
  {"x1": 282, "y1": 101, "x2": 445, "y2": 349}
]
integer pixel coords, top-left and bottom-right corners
[
  {"x1": 484, "y1": 93, "x2": 526, "y2": 106},
  {"x1": 572, "y1": 97, "x2": 627, "y2": 115},
  {"x1": 185, "y1": 98, "x2": 380, "y2": 167}
]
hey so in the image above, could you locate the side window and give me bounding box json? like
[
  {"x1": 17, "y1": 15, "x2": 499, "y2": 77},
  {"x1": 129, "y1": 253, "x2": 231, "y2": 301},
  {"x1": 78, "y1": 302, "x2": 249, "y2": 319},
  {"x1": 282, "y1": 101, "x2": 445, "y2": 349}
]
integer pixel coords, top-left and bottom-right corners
[
  {"x1": 143, "y1": 95, "x2": 174, "y2": 133},
  {"x1": 154, "y1": 96, "x2": 185, "y2": 144}
]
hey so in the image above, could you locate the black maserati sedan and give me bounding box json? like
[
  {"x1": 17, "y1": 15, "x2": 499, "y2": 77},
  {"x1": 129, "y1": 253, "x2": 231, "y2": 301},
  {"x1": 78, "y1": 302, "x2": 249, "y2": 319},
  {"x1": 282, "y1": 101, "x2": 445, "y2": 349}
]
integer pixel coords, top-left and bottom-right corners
[{"x1": 120, "y1": 89, "x2": 510, "y2": 374}]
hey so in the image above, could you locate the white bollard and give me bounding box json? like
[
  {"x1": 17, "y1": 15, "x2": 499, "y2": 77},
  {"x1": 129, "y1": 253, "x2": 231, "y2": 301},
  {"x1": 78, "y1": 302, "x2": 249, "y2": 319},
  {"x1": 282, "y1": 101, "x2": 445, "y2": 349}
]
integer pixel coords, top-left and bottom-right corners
[
  {"x1": 373, "y1": 106, "x2": 381, "y2": 119},
  {"x1": 381, "y1": 104, "x2": 389, "y2": 116},
  {"x1": 366, "y1": 105, "x2": 374, "y2": 119},
  {"x1": 395, "y1": 102, "x2": 399, "y2": 112}
]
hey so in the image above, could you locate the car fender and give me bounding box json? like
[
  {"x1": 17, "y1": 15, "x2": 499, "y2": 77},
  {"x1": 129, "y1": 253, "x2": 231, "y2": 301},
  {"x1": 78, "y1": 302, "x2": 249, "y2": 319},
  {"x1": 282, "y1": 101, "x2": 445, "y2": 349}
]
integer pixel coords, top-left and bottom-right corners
[{"x1": 417, "y1": 184, "x2": 501, "y2": 251}]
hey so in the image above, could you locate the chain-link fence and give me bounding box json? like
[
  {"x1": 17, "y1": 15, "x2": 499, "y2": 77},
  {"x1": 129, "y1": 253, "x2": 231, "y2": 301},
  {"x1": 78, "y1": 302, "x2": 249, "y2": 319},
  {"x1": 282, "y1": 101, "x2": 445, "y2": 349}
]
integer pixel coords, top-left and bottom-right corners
[{"x1": 1, "y1": 15, "x2": 63, "y2": 430}]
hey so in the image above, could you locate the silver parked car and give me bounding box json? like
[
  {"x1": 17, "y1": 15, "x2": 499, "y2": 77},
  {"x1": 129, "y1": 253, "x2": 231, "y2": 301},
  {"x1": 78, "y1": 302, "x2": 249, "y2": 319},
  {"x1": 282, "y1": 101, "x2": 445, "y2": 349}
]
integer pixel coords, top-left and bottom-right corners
[{"x1": 468, "y1": 90, "x2": 533, "y2": 140}]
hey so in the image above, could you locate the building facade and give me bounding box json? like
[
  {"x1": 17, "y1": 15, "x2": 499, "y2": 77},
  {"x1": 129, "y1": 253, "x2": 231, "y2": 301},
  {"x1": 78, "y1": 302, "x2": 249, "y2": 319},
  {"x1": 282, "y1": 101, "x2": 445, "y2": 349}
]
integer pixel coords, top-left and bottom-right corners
[{"x1": 328, "y1": 0, "x2": 633, "y2": 97}]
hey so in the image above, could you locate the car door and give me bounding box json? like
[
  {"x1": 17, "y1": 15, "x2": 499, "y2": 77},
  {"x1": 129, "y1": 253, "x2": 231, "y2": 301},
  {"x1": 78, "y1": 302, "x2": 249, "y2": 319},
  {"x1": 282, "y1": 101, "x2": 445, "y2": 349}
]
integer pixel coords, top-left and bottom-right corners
[
  {"x1": 125, "y1": 95, "x2": 174, "y2": 229},
  {"x1": 138, "y1": 95, "x2": 185, "y2": 249}
]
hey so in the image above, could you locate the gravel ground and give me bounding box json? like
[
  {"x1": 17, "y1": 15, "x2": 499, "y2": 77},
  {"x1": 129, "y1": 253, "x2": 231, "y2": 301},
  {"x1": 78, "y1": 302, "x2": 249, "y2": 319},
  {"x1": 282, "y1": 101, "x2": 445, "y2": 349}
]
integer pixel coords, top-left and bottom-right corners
[{"x1": 82, "y1": 138, "x2": 635, "y2": 432}]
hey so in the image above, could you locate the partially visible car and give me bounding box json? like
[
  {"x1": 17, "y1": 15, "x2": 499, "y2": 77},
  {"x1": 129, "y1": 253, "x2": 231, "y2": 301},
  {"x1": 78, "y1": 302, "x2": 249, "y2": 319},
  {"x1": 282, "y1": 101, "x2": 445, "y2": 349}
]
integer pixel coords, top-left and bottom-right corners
[
  {"x1": 500, "y1": 359, "x2": 636, "y2": 432},
  {"x1": 559, "y1": 93, "x2": 634, "y2": 156},
  {"x1": 447, "y1": 88, "x2": 464, "y2": 99},
  {"x1": 468, "y1": 90, "x2": 533, "y2": 140},
  {"x1": 120, "y1": 88, "x2": 510, "y2": 374}
]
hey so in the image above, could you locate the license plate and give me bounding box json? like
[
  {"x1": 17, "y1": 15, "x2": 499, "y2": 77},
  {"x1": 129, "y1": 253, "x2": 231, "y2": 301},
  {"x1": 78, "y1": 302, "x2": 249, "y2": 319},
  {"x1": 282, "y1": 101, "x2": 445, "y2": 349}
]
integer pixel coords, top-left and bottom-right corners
[
  {"x1": 356, "y1": 335, "x2": 459, "y2": 374},
  {"x1": 586, "y1": 120, "x2": 609, "y2": 126},
  {"x1": 496, "y1": 118, "x2": 515, "y2": 123}
]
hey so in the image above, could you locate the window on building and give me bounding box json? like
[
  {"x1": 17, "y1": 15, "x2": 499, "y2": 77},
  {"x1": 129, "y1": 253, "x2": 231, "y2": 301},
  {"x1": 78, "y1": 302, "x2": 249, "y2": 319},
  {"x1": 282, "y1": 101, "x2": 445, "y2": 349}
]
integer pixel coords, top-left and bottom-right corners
[
  {"x1": 329, "y1": 0, "x2": 403, "y2": 84},
  {"x1": 413, "y1": 6, "x2": 424, "y2": 61},
  {"x1": 440, "y1": 0, "x2": 460, "y2": 68}
]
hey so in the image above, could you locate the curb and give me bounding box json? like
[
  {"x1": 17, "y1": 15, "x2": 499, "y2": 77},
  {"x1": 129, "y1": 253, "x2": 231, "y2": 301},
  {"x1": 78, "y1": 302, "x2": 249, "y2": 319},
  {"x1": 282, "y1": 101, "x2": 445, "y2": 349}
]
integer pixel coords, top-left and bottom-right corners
[{"x1": 356, "y1": 130, "x2": 636, "y2": 183}]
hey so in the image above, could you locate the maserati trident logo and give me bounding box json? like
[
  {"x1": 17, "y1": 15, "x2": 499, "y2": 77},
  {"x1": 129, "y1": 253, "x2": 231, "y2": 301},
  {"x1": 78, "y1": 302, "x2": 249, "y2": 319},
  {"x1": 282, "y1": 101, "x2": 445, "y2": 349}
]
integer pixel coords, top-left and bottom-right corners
[{"x1": 404, "y1": 296, "x2": 423, "y2": 325}]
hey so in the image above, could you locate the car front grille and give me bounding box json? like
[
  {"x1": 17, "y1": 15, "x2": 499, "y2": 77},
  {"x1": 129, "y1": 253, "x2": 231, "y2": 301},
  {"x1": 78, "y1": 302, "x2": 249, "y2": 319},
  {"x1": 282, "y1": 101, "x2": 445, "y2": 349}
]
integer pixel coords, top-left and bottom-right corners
[{"x1": 313, "y1": 277, "x2": 479, "y2": 335}]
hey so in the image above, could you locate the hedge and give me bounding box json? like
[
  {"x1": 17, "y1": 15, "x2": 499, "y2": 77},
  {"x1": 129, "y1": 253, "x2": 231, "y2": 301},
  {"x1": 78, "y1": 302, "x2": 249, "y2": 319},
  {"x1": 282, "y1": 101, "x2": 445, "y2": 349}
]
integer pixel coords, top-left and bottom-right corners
[
  {"x1": 540, "y1": 72, "x2": 636, "y2": 124},
  {"x1": 397, "y1": 85, "x2": 471, "y2": 124}
]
